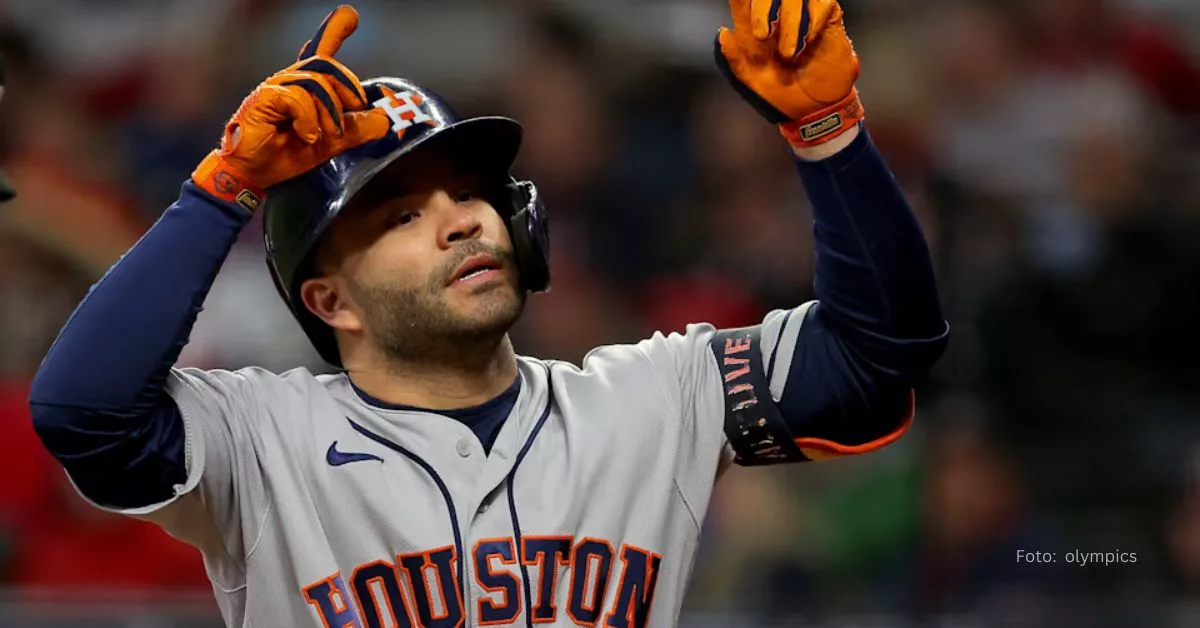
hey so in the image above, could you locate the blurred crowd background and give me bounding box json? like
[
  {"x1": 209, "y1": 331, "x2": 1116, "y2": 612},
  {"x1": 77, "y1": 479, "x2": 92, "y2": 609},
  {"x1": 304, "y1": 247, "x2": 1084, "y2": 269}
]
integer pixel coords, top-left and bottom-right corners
[{"x1": 0, "y1": 0, "x2": 1196, "y2": 626}]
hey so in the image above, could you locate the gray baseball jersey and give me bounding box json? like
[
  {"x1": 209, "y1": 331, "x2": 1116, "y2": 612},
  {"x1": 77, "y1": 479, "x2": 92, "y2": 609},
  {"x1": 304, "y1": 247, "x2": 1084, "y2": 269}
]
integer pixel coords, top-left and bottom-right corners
[{"x1": 80, "y1": 304, "x2": 815, "y2": 627}]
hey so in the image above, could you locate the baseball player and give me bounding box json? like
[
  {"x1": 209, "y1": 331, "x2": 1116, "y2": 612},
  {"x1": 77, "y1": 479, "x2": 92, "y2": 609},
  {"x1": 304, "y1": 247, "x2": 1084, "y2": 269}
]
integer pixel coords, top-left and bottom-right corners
[{"x1": 29, "y1": 2, "x2": 947, "y2": 627}]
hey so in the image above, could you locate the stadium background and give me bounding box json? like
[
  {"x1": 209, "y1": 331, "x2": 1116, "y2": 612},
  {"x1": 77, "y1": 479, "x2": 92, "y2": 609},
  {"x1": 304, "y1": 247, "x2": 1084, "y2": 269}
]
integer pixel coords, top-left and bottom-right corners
[{"x1": 0, "y1": 0, "x2": 1196, "y2": 625}]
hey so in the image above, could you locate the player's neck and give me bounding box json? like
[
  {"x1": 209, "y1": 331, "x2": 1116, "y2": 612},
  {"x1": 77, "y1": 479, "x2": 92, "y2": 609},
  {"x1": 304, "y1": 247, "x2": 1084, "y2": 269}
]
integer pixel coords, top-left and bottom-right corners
[{"x1": 345, "y1": 336, "x2": 519, "y2": 410}]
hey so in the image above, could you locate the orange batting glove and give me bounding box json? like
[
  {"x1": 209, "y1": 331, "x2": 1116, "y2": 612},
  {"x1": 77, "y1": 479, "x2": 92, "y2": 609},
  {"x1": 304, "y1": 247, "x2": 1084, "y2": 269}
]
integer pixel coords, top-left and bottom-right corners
[
  {"x1": 715, "y1": 0, "x2": 864, "y2": 149},
  {"x1": 191, "y1": 5, "x2": 390, "y2": 211}
]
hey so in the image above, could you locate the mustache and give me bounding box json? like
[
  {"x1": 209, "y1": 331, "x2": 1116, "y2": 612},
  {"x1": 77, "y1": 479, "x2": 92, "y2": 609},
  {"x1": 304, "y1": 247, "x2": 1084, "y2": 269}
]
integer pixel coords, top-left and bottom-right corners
[{"x1": 436, "y1": 241, "x2": 516, "y2": 286}]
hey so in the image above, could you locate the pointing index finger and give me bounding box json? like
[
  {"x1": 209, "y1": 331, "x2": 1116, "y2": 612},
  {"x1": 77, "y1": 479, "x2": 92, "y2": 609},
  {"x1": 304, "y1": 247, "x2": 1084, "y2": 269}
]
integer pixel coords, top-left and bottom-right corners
[{"x1": 299, "y1": 4, "x2": 360, "y2": 60}]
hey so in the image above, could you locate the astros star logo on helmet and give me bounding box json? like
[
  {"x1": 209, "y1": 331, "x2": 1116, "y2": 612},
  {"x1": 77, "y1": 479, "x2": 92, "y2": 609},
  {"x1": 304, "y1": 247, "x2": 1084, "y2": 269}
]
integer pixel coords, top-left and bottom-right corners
[{"x1": 373, "y1": 85, "x2": 438, "y2": 139}]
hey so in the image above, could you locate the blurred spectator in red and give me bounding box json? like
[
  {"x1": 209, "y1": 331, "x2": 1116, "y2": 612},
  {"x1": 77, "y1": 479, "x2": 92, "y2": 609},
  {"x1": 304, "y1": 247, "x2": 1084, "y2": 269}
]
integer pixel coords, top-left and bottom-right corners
[
  {"x1": 0, "y1": 375, "x2": 209, "y2": 594},
  {"x1": 1024, "y1": 0, "x2": 1200, "y2": 118},
  {"x1": 0, "y1": 26, "x2": 146, "y2": 282},
  {"x1": 12, "y1": 483, "x2": 211, "y2": 596},
  {"x1": 0, "y1": 378, "x2": 59, "y2": 581}
]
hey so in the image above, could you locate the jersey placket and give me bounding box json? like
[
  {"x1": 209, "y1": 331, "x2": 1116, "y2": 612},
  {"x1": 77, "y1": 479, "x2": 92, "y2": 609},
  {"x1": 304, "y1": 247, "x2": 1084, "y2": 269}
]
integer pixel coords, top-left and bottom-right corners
[{"x1": 460, "y1": 362, "x2": 553, "y2": 627}]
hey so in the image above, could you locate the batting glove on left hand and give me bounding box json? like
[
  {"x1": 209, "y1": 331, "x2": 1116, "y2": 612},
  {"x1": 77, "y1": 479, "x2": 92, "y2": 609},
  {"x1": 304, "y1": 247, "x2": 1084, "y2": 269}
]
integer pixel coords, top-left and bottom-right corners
[{"x1": 716, "y1": 0, "x2": 864, "y2": 148}]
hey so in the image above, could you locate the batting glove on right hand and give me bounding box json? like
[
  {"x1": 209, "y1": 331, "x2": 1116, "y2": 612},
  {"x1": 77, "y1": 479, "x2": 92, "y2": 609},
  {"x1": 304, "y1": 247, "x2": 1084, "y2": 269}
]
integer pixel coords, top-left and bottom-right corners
[{"x1": 191, "y1": 4, "x2": 390, "y2": 211}]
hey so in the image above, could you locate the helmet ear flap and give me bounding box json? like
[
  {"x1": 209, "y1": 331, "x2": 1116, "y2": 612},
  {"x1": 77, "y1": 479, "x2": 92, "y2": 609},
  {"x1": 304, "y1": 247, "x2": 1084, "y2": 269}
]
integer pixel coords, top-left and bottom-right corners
[{"x1": 504, "y1": 178, "x2": 551, "y2": 294}]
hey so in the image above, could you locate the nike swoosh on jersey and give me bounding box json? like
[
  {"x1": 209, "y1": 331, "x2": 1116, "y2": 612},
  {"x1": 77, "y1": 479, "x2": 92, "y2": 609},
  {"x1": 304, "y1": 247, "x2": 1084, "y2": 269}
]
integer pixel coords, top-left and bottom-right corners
[{"x1": 326, "y1": 441, "x2": 384, "y2": 466}]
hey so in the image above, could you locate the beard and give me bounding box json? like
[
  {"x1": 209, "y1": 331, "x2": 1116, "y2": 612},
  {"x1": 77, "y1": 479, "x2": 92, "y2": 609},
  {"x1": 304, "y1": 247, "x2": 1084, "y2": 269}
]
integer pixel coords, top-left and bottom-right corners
[{"x1": 347, "y1": 241, "x2": 526, "y2": 366}]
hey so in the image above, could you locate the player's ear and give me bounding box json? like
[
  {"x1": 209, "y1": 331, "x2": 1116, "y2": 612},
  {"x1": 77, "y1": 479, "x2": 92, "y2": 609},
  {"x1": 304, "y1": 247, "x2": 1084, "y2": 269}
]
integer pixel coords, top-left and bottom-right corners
[{"x1": 300, "y1": 275, "x2": 364, "y2": 333}]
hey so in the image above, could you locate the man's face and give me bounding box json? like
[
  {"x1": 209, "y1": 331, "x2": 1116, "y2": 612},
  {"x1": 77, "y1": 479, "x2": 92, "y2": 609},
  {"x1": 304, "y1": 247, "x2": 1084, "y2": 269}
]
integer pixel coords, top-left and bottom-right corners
[{"x1": 301, "y1": 148, "x2": 525, "y2": 363}]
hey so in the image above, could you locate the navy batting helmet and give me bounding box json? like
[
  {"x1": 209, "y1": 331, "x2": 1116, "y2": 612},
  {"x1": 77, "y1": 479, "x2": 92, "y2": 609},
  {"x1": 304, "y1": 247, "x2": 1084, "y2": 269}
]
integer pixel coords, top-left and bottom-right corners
[{"x1": 263, "y1": 77, "x2": 551, "y2": 367}]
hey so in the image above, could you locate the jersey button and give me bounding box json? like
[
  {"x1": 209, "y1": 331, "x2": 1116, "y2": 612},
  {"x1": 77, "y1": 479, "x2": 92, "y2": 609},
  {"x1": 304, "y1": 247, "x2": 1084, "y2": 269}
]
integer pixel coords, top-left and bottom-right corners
[{"x1": 456, "y1": 438, "x2": 473, "y2": 458}]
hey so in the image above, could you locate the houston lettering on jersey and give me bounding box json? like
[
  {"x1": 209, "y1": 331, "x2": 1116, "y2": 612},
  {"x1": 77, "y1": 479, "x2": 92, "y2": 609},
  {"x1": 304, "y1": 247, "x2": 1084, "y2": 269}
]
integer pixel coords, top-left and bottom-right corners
[{"x1": 301, "y1": 536, "x2": 662, "y2": 628}]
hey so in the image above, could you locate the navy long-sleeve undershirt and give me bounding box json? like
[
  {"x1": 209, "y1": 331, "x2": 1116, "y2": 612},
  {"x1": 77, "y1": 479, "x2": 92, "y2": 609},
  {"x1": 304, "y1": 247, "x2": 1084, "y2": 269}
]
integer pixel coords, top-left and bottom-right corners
[
  {"x1": 771, "y1": 126, "x2": 948, "y2": 447},
  {"x1": 29, "y1": 182, "x2": 251, "y2": 507}
]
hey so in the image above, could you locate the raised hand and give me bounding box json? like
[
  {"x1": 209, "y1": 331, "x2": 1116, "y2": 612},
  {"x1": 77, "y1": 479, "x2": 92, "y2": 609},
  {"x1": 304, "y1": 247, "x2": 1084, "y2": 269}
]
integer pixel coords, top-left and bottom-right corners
[
  {"x1": 715, "y1": 0, "x2": 864, "y2": 148},
  {"x1": 192, "y1": 5, "x2": 390, "y2": 210}
]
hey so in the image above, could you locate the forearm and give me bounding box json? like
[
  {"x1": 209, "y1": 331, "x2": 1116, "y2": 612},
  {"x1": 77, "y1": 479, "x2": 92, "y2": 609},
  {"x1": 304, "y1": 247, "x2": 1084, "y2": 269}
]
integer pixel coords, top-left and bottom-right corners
[
  {"x1": 745, "y1": 126, "x2": 945, "y2": 457},
  {"x1": 793, "y1": 124, "x2": 947, "y2": 375},
  {"x1": 30, "y1": 182, "x2": 250, "y2": 410},
  {"x1": 29, "y1": 182, "x2": 250, "y2": 488},
  {"x1": 29, "y1": 182, "x2": 251, "y2": 506}
]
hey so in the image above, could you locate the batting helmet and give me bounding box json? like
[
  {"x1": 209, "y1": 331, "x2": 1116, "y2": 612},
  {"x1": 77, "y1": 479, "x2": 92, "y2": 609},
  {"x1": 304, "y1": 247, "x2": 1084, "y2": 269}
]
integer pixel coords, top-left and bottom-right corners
[{"x1": 262, "y1": 77, "x2": 551, "y2": 367}]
